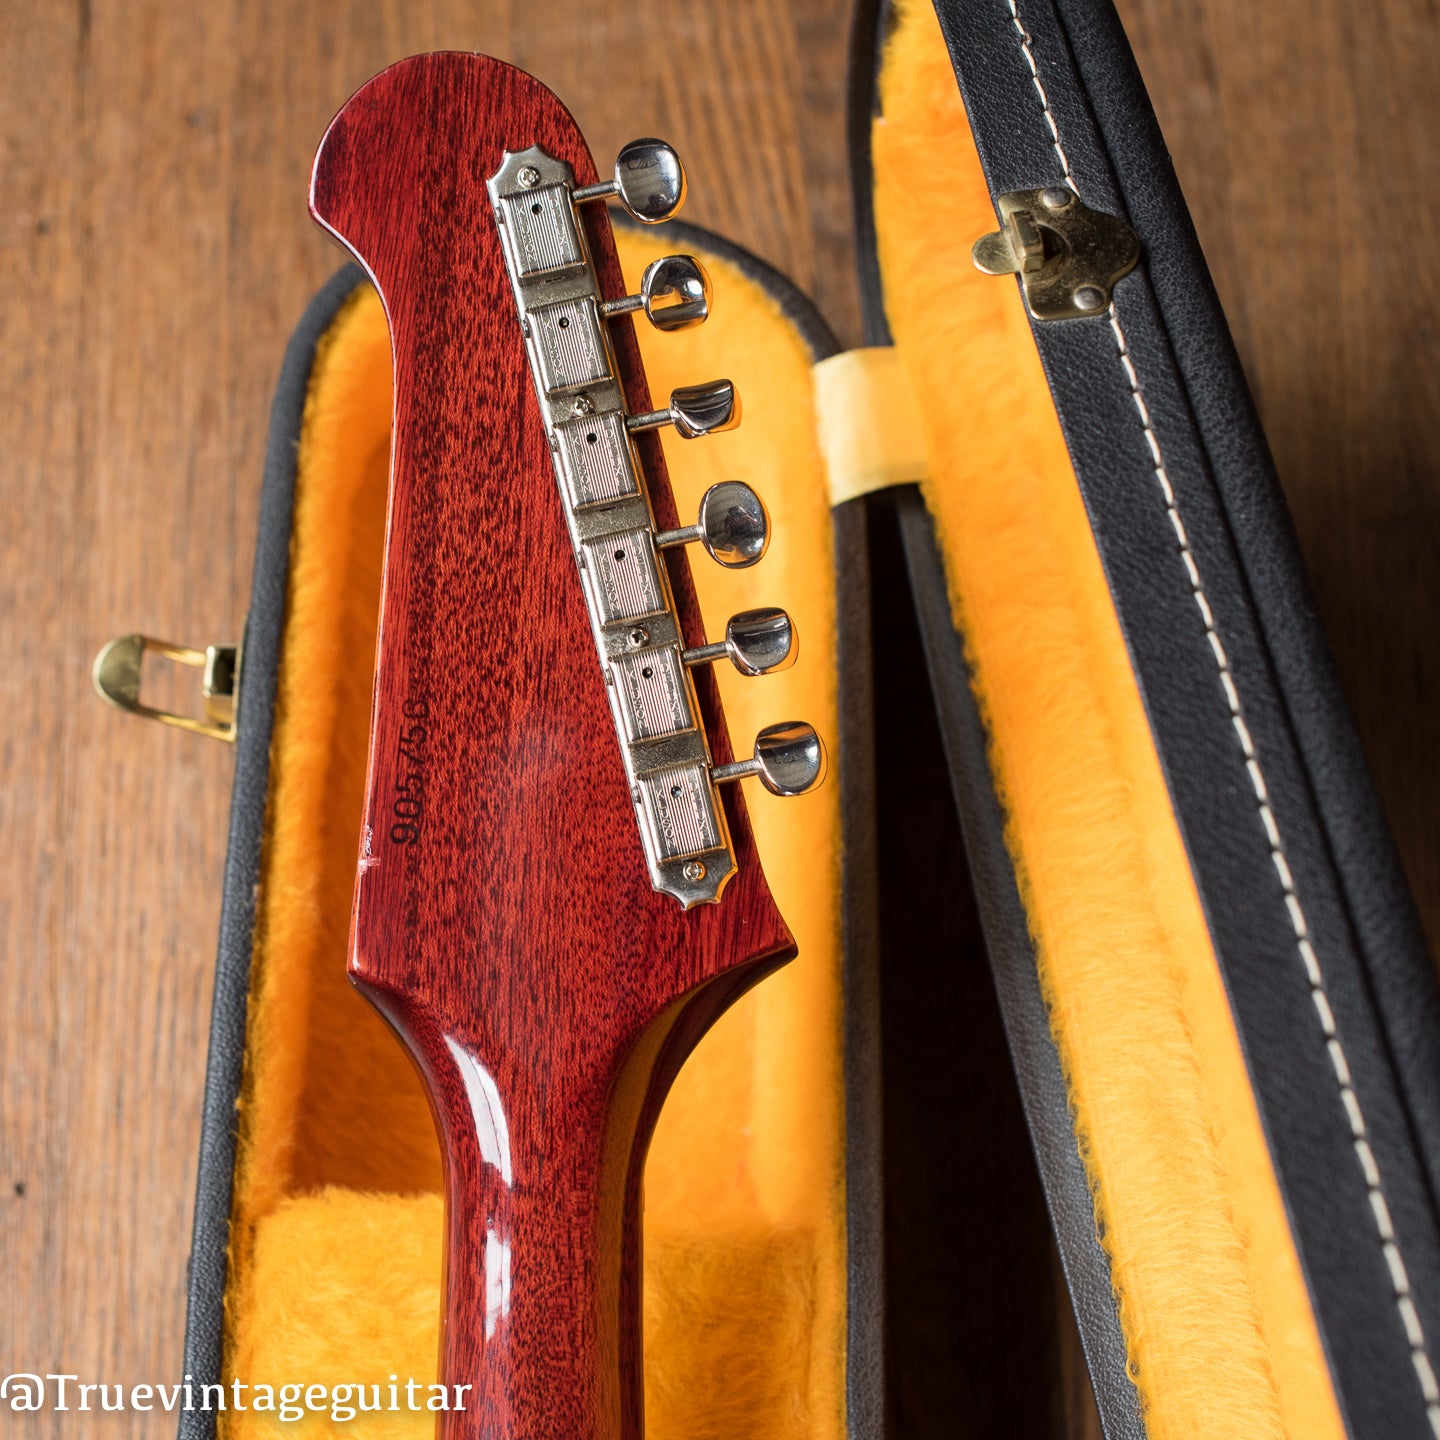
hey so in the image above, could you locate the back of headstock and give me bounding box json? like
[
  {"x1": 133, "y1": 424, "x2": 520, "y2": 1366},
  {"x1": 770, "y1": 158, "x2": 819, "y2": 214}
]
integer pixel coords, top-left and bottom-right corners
[{"x1": 310, "y1": 53, "x2": 822, "y2": 1440}]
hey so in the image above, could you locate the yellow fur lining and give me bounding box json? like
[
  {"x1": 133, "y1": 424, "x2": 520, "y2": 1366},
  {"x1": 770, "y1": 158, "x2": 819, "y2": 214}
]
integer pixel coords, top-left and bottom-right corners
[
  {"x1": 223, "y1": 233, "x2": 844, "y2": 1439},
  {"x1": 873, "y1": 3, "x2": 1344, "y2": 1436}
]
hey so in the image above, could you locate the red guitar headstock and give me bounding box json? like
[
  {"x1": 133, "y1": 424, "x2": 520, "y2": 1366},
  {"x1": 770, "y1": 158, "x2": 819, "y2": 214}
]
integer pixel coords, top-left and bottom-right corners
[{"x1": 310, "y1": 52, "x2": 822, "y2": 1440}]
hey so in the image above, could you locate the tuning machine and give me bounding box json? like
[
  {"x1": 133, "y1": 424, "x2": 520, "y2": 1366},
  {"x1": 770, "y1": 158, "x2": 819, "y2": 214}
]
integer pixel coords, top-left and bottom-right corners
[
  {"x1": 573, "y1": 139, "x2": 686, "y2": 224},
  {"x1": 628, "y1": 379, "x2": 739, "y2": 440},
  {"x1": 684, "y1": 607, "x2": 796, "y2": 677},
  {"x1": 654, "y1": 480, "x2": 767, "y2": 568},
  {"x1": 713, "y1": 721, "x2": 827, "y2": 797},
  {"x1": 600, "y1": 255, "x2": 711, "y2": 332}
]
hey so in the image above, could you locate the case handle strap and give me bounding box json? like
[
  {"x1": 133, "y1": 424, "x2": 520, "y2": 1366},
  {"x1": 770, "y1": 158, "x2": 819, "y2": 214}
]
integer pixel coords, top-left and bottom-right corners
[{"x1": 812, "y1": 346, "x2": 928, "y2": 506}]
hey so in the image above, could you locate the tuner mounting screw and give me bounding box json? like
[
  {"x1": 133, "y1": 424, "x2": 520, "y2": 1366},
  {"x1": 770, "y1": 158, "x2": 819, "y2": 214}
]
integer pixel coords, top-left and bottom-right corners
[
  {"x1": 628, "y1": 626, "x2": 650, "y2": 648},
  {"x1": 682, "y1": 860, "x2": 707, "y2": 882},
  {"x1": 572, "y1": 394, "x2": 595, "y2": 417},
  {"x1": 517, "y1": 165, "x2": 541, "y2": 189}
]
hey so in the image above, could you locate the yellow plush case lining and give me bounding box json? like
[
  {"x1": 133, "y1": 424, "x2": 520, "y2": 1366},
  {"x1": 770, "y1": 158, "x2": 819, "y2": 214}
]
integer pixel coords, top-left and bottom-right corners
[
  {"x1": 872, "y1": 3, "x2": 1344, "y2": 1438},
  {"x1": 222, "y1": 230, "x2": 845, "y2": 1439}
]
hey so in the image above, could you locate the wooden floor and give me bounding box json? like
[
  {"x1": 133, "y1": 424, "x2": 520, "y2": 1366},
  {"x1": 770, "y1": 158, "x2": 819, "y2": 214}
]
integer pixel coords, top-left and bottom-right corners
[{"x1": 2, "y1": 0, "x2": 1436, "y2": 1435}]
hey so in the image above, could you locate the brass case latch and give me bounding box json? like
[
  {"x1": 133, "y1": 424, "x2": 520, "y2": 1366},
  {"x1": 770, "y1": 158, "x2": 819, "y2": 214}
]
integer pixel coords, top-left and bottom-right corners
[
  {"x1": 973, "y1": 187, "x2": 1139, "y2": 320},
  {"x1": 92, "y1": 634, "x2": 241, "y2": 742}
]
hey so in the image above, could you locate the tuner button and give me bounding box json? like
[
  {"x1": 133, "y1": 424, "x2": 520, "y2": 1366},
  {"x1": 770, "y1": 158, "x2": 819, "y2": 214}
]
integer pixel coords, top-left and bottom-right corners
[
  {"x1": 697, "y1": 480, "x2": 767, "y2": 565},
  {"x1": 654, "y1": 480, "x2": 769, "y2": 568},
  {"x1": 600, "y1": 255, "x2": 712, "y2": 332},
  {"x1": 684, "y1": 606, "x2": 797, "y2": 677},
  {"x1": 712, "y1": 721, "x2": 827, "y2": 797},
  {"x1": 572, "y1": 139, "x2": 687, "y2": 224},
  {"x1": 612, "y1": 138, "x2": 686, "y2": 222},
  {"x1": 628, "y1": 380, "x2": 740, "y2": 440}
]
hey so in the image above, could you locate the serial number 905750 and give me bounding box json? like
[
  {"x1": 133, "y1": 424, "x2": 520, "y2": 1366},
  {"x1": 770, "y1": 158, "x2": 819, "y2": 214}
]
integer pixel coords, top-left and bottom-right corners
[{"x1": 390, "y1": 697, "x2": 430, "y2": 845}]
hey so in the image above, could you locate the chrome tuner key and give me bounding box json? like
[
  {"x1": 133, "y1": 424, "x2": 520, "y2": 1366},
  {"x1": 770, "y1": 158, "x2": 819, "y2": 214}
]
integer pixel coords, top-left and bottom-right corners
[
  {"x1": 655, "y1": 481, "x2": 769, "y2": 568},
  {"x1": 684, "y1": 607, "x2": 797, "y2": 677},
  {"x1": 573, "y1": 139, "x2": 686, "y2": 223},
  {"x1": 628, "y1": 379, "x2": 740, "y2": 439},
  {"x1": 600, "y1": 255, "x2": 711, "y2": 332},
  {"x1": 713, "y1": 722, "x2": 827, "y2": 797}
]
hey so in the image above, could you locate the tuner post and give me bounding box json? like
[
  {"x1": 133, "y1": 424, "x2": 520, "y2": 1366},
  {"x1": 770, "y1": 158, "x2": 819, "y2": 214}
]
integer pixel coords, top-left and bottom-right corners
[
  {"x1": 713, "y1": 722, "x2": 827, "y2": 797},
  {"x1": 600, "y1": 255, "x2": 711, "y2": 332},
  {"x1": 627, "y1": 379, "x2": 740, "y2": 440},
  {"x1": 573, "y1": 139, "x2": 686, "y2": 223}
]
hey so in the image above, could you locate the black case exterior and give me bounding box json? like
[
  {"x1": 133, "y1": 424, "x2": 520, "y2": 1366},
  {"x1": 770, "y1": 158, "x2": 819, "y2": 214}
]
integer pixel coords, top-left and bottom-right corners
[{"x1": 851, "y1": 1, "x2": 1440, "y2": 1437}]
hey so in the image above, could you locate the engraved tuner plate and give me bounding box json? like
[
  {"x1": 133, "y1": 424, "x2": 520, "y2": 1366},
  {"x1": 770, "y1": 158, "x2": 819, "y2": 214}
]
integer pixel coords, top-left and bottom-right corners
[
  {"x1": 581, "y1": 529, "x2": 666, "y2": 625},
  {"x1": 553, "y1": 413, "x2": 640, "y2": 510},
  {"x1": 531, "y1": 299, "x2": 609, "y2": 392},
  {"x1": 612, "y1": 648, "x2": 693, "y2": 742},
  {"x1": 498, "y1": 185, "x2": 585, "y2": 277},
  {"x1": 489, "y1": 146, "x2": 733, "y2": 906},
  {"x1": 639, "y1": 764, "x2": 723, "y2": 861}
]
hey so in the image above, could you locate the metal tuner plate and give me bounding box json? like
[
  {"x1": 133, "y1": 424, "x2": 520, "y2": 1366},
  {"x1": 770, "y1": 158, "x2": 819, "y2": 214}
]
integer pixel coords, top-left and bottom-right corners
[
  {"x1": 489, "y1": 144, "x2": 734, "y2": 907},
  {"x1": 490, "y1": 142, "x2": 821, "y2": 908}
]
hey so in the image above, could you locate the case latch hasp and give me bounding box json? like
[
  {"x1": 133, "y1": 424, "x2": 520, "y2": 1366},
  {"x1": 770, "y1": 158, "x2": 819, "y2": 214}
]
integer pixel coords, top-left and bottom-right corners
[{"x1": 973, "y1": 187, "x2": 1139, "y2": 320}]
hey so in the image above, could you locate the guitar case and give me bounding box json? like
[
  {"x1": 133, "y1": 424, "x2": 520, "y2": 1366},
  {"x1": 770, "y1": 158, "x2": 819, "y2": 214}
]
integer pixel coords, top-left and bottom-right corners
[{"x1": 164, "y1": 1, "x2": 1439, "y2": 1438}]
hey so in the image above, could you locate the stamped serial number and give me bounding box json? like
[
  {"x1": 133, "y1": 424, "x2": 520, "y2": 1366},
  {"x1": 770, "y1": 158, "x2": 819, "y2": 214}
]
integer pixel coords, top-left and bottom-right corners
[{"x1": 390, "y1": 697, "x2": 430, "y2": 845}]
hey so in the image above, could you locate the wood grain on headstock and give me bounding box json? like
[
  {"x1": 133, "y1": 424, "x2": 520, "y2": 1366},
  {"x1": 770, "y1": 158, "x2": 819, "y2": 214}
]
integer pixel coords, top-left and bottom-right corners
[{"x1": 311, "y1": 52, "x2": 794, "y2": 1440}]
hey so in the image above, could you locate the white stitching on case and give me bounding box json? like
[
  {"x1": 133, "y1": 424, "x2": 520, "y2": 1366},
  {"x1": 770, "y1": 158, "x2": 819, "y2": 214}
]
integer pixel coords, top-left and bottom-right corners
[
  {"x1": 1004, "y1": 0, "x2": 1074, "y2": 182},
  {"x1": 999, "y1": 2, "x2": 1440, "y2": 1426},
  {"x1": 1115, "y1": 263, "x2": 1440, "y2": 1436},
  {"x1": 1108, "y1": 295, "x2": 1440, "y2": 1434}
]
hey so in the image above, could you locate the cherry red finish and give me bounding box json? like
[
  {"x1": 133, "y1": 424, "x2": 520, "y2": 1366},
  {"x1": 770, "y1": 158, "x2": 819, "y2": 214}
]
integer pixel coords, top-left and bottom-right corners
[{"x1": 311, "y1": 53, "x2": 794, "y2": 1440}]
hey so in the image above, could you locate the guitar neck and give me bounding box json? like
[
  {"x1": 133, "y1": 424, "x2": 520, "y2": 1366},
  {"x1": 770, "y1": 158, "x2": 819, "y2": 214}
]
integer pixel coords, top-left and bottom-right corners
[
  {"x1": 311, "y1": 52, "x2": 807, "y2": 1439},
  {"x1": 360, "y1": 958, "x2": 779, "y2": 1439}
]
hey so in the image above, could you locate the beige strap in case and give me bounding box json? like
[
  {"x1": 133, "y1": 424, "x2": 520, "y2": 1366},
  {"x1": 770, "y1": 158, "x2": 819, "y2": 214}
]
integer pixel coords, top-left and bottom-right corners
[{"x1": 812, "y1": 347, "x2": 929, "y2": 506}]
